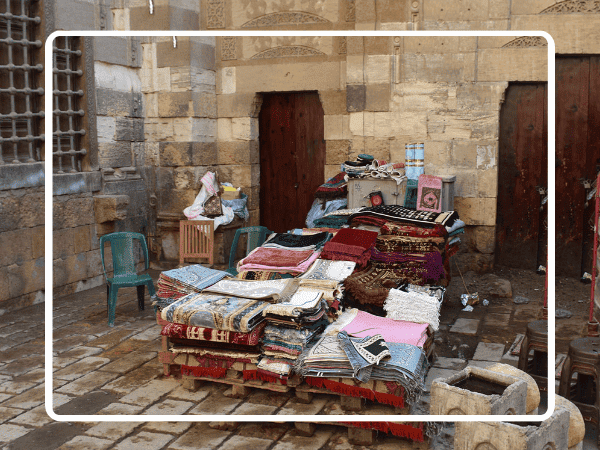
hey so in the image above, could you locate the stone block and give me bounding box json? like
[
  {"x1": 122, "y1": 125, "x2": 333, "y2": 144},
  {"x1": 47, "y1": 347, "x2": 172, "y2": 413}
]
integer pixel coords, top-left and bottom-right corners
[
  {"x1": 400, "y1": 53, "x2": 476, "y2": 83},
  {"x1": 484, "y1": 363, "x2": 540, "y2": 414},
  {"x1": 472, "y1": 342, "x2": 506, "y2": 362},
  {"x1": 220, "y1": 67, "x2": 236, "y2": 95},
  {"x1": 54, "y1": 0, "x2": 95, "y2": 30},
  {"x1": 477, "y1": 169, "x2": 497, "y2": 198},
  {"x1": 191, "y1": 141, "x2": 218, "y2": 165},
  {"x1": 113, "y1": 432, "x2": 174, "y2": 450},
  {"x1": 477, "y1": 48, "x2": 548, "y2": 83},
  {"x1": 192, "y1": 92, "x2": 217, "y2": 118},
  {"x1": 319, "y1": 90, "x2": 347, "y2": 116},
  {"x1": 217, "y1": 93, "x2": 260, "y2": 118},
  {"x1": 452, "y1": 141, "x2": 478, "y2": 168},
  {"x1": 355, "y1": 0, "x2": 376, "y2": 24},
  {"x1": 231, "y1": 117, "x2": 258, "y2": 141},
  {"x1": 129, "y1": 5, "x2": 171, "y2": 30},
  {"x1": 346, "y1": 36, "x2": 364, "y2": 55},
  {"x1": 191, "y1": 41, "x2": 216, "y2": 71},
  {"x1": 96, "y1": 88, "x2": 140, "y2": 117},
  {"x1": 218, "y1": 164, "x2": 259, "y2": 188},
  {"x1": 53, "y1": 228, "x2": 74, "y2": 260},
  {"x1": 94, "y1": 195, "x2": 130, "y2": 223},
  {"x1": 365, "y1": 55, "x2": 391, "y2": 84},
  {"x1": 325, "y1": 140, "x2": 351, "y2": 165},
  {"x1": 554, "y1": 394, "x2": 585, "y2": 449},
  {"x1": 158, "y1": 91, "x2": 192, "y2": 117},
  {"x1": 156, "y1": 39, "x2": 192, "y2": 67},
  {"x1": 365, "y1": 84, "x2": 390, "y2": 112},
  {"x1": 430, "y1": 365, "x2": 528, "y2": 415},
  {"x1": 169, "y1": 6, "x2": 200, "y2": 30},
  {"x1": 8, "y1": 258, "x2": 44, "y2": 298},
  {"x1": 423, "y1": 0, "x2": 489, "y2": 21},
  {"x1": 54, "y1": 196, "x2": 95, "y2": 229},
  {"x1": 0, "y1": 228, "x2": 33, "y2": 266},
  {"x1": 454, "y1": 197, "x2": 496, "y2": 226},
  {"x1": 31, "y1": 226, "x2": 44, "y2": 259},
  {"x1": 93, "y1": 36, "x2": 129, "y2": 66},
  {"x1": 364, "y1": 36, "x2": 391, "y2": 55},
  {"x1": 449, "y1": 318, "x2": 479, "y2": 335},
  {"x1": 454, "y1": 407, "x2": 570, "y2": 450},
  {"x1": 192, "y1": 118, "x2": 217, "y2": 142},
  {"x1": 159, "y1": 142, "x2": 192, "y2": 166},
  {"x1": 97, "y1": 116, "x2": 116, "y2": 143},
  {"x1": 98, "y1": 142, "x2": 133, "y2": 169},
  {"x1": 217, "y1": 141, "x2": 259, "y2": 165},
  {"x1": 324, "y1": 115, "x2": 344, "y2": 140},
  {"x1": 346, "y1": 84, "x2": 366, "y2": 112},
  {"x1": 145, "y1": 118, "x2": 175, "y2": 141},
  {"x1": 115, "y1": 118, "x2": 145, "y2": 142},
  {"x1": 217, "y1": 118, "x2": 232, "y2": 141}
]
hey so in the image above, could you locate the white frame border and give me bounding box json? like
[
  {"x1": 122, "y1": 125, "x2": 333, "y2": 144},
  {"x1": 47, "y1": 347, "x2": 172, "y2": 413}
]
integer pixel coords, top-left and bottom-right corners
[{"x1": 45, "y1": 29, "x2": 556, "y2": 423}]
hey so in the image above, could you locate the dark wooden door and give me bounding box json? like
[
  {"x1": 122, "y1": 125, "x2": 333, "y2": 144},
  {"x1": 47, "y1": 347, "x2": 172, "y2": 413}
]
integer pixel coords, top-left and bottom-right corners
[
  {"x1": 496, "y1": 83, "x2": 548, "y2": 269},
  {"x1": 555, "y1": 56, "x2": 600, "y2": 277},
  {"x1": 259, "y1": 92, "x2": 325, "y2": 232}
]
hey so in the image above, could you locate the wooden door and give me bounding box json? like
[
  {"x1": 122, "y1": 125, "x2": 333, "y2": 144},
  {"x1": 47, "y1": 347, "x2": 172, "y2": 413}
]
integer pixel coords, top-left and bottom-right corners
[
  {"x1": 496, "y1": 83, "x2": 548, "y2": 269},
  {"x1": 555, "y1": 56, "x2": 600, "y2": 277},
  {"x1": 259, "y1": 92, "x2": 325, "y2": 232}
]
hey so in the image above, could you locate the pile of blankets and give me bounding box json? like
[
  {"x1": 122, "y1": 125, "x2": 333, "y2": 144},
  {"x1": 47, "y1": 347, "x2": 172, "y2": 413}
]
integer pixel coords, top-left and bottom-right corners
[
  {"x1": 296, "y1": 309, "x2": 431, "y2": 402},
  {"x1": 320, "y1": 227, "x2": 378, "y2": 268},
  {"x1": 236, "y1": 232, "x2": 330, "y2": 277},
  {"x1": 156, "y1": 265, "x2": 230, "y2": 304}
]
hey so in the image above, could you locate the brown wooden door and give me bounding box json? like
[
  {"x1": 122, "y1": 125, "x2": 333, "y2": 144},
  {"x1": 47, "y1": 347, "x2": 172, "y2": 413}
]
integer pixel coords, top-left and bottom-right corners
[
  {"x1": 555, "y1": 56, "x2": 600, "y2": 277},
  {"x1": 259, "y1": 92, "x2": 325, "y2": 233},
  {"x1": 496, "y1": 83, "x2": 548, "y2": 269}
]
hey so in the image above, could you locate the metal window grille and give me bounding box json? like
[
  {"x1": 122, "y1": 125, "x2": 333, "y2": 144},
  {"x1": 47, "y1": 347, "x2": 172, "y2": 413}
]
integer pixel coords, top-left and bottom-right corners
[
  {"x1": 0, "y1": 0, "x2": 43, "y2": 165},
  {"x1": 52, "y1": 36, "x2": 86, "y2": 173}
]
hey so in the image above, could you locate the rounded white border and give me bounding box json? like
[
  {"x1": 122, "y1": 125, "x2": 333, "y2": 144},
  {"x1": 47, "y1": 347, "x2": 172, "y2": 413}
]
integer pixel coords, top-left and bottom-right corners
[{"x1": 45, "y1": 29, "x2": 556, "y2": 423}]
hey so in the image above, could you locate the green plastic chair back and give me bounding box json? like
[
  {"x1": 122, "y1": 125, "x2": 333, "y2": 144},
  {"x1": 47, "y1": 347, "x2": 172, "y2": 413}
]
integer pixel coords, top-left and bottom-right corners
[
  {"x1": 227, "y1": 226, "x2": 272, "y2": 276},
  {"x1": 100, "y1": 232, "x2": 155, "y2": 326}
]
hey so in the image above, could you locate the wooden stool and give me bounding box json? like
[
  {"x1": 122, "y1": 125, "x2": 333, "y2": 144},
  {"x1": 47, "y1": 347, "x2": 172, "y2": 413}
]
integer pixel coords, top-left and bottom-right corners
[
  {"x1": 558, "y1": 337, "x2": 600, "y2": 428},
  {"x1": 517, "y1": 320, "x2": 548, "y2": 391}
]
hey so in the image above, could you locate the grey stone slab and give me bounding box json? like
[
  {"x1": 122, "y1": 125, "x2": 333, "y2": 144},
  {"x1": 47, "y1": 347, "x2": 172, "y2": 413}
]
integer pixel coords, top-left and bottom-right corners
[
  {"x1": 472, "y1": 342, "x2": 506, "y2": 362},
  {"x1": 54, "y1": 0, "x2": 95, "y2": 30},
  {"x1": 432, "y1": 357, "x2": 467, "y2": 370},
  {"x1": 188, "y1": 393, "x2": 241, "y2": 415},
  {"x1": 55, "y1": 371, "x2": 118, "y2": 396},
  {"x1": 129, "y1": 326, "x2": 161, "y2": 341},
  {"x1": 220, "y1": 435, "x2": 272, "y2": 450},
  {"x1": 168, "y1": 385, "x2": 211, "y2": 403},
  {"x1": 86, "y1": 421, "x2": 143, "y2": 441},
  {"x1": 142, "y1": 421, "x2": 193, "y2": 434},
  {"x1": 346, "y1": 84, "x2": 366, "y2": 112},
  {"x1": 118, "y1": 379, "x2": 179, "y2": 407},
  {"x1": 98, "y1": 351, "x2": 157, "y2": 374},
  {"x1": 231, "y1": 402, "x2": 277, "y2": 415},
  {"x1": 191, "y1": 42, "x2": 216, "y2": 71},
  {"x1": 169, "y1": 423, "x2": 231, "y2": 450},
  {"x1": 94, "y1": 36, "x2": 129, "y2": 66},
  {"x1": 53, "y1": 357, "x2": 111, "y2": 381},
  {"x1": 9, "y1": 405, "x2": 52, "y2": 427},
  {"x1": 465, "y1": 360, "x2": 494, "y2": 369},
  {"x1": 0, "y1": 406, "x2": 25, "y2": 425},
  {"x1": 1, "y1": 386, "x2": 44, "y2": 410},
  {"x1": 449, "y1": 318, "x2": 480, "y2": 335},
  {"x1": 500, "y1": 351, "x2": 520, "y2": 367},
  {"x1": 53, "y1": 172, "x2": 102, "y2": 196},
  {"x1": 113, "y1": 431, "x2": 174, "y2": 450},
  {"x1": 0, "y1": 163, "x2": 45, "y2": 191},
  {"x1": 142, "y1": 399, "x2": 194, "y2": 416},
  {"x1": 277, "y1": 396, "x2": 329, "y2": 415},
  {"x1": 0, "y1": 423, "x2": 31, "y2": 442},
  {"x1": 96, "y1": 403, "x2": 144, "y2": 415},
  {"x1": 272, "y1": 429, "x2": 334, "y2": 450},
  {"x1": 57, "y1": 435, "x2": 113, "y2": 450}
]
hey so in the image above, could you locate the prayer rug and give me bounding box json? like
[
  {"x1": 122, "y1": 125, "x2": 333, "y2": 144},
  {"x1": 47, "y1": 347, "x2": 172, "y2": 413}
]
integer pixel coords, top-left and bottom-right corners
[
  {"x1": 300, "y1": 259, "x2": 356, "y2": 283},
  {"x1": 314, "y1": 172, "x2": 349, "y2": 199},
  {"x1": 375, "y1": 234, "x2": 446, "y2": 253},
  {"x1": 383, "y1": 288, "x2": 441, "y2": 330},
  {"x1": 380, "y1": 222, "x2": 447, "y2": 238},
  {"x1": 160, "y1": 293, "x2": 268, "y2": 333},
  {"x1": 202, "y1": 278, "x2": 299, "y2": 302},
  {"x1": 263, "y1": 288, "x2": 323, "y2": 318},
  {"x1": 338, "y1": 331, "x2": 390, "y2": 382},
  {"x1": 416, "y1": 175, "x2": 443, "y2": 213},
  {"x1": 312, "y1": 215, "x2": 350, "y2": 229},
  {"x1": 348, "y1": 205, "x2": 458, "y2": 228},
  {"x1": 159, "y1": 264, "x2": 229, "y2": 293},
  {"x1": 262, "y1": 231, "x2": 331, "y2": 250},
  {"x1": 321, "y1": 228, "x2": 378, "y2": 267},
  {"x1": 161, "y1": 321, "x2": 266, "y2": 346},
  {"x1": 237, "y1": 248, "x2": 320, "y2": 274}
]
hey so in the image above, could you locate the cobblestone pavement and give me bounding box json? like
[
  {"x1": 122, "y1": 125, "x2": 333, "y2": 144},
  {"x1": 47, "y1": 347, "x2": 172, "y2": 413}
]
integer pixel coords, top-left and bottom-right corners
[{"x1": 0, "y1": 269, "x2": 597, "y2": 449}]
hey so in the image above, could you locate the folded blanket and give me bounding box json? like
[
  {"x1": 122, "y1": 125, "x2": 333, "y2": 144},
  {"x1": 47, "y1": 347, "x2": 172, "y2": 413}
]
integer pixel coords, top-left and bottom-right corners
[
  {"x1": 321, "y1": 228, "x2": 378, "y2": 267},
  {"x1": 375, "y1": 234, "x2": 446, "y2": 254},
  {"x1": 161, "y1": 293, "x2": 268, "y2": 333},
  {"x1": 312, "y1": 215, "x2": 350, "y2": 229},
  {"x1": 263, "y1": 288, "x2": 323, "y2": 317},
  {"x1": 381, "y1": 222, "x2": 448, "y2": 238},
  {"x1": 300, "y1": 259, "x2": 356, "y2": 282},
  {"x1": 158, "y1": 264, "x2": 229, "y2": 297},
  {"x1": 237, "y1": 271, "x2": 295, "y2": 281},
  {"x1": 237, "y1": 248, "x2": 320, "y2": 274},
  {"x1": 263, "y1": 231, "x2": 331, "y2": 250},
  {"x1": 314, "y1": 172, "x2": 348, "y2": 200},
  {"x1": 202, "y1": 278, "x2": 299, "y2": 302},
  {"x1": 383, "y1": 288, "x2": 441, "y2": 330}
]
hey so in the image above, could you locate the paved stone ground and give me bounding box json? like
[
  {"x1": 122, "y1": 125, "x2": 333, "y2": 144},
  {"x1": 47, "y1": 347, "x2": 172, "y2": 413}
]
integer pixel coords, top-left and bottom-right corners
[{"x1": 0, "y1": 269, "x2": 597, "y2": 449}]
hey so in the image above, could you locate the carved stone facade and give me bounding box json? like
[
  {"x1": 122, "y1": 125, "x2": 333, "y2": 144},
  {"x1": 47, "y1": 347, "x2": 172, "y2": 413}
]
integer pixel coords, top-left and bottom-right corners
[
  {"x1": 221, "y1": 36, "x2": 237, "y2": 60},
  {"x1": 346, "y1": 0, "x2": 356, "y2": 22},
  {"x1": 502, "y1": 37, "x2": 549, "y2": 48},
  {"x1": 250, "y1": 45, "x2": 326, "y2": 59},
  {"x1": 207, "y1": 0, "x2": 226, "y2": 28},
  {"x1": 541, "y1": 0, "x2": 600, "y2": 13},
  {"x1": 241, "y1": 11, "x2": 330, "y2": 28},
  {"x1": 339, "y1": 36, "x2": 347, "y2": 54}
]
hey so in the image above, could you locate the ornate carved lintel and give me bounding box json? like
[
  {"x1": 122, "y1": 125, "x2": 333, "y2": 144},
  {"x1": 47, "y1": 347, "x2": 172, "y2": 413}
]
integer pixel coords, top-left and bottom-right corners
[
  {"x1": 221, "y1": 36, "x2": 236, "y2": 60},
  {"x1": 250, "y1": 46, "x2": 326, "y2": 60},
  {"x1": 207, "y1": 0, "x2": 226, "y2": 29},
  {"x1": 541, "y1": 0, "x2": 600, "y2": 13},
  {"x1": 241, "y1": 11, "x2": 330, "y2": 28},
  {"x1": 501, "y1": 36, "x2": 548, "y2": 48}
]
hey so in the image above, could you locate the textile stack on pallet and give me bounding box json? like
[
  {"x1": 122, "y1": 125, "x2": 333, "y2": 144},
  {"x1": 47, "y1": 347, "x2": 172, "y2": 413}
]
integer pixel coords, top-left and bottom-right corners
[{"x1": 155, "y1": 265, "x2": 229, "y2": 304}]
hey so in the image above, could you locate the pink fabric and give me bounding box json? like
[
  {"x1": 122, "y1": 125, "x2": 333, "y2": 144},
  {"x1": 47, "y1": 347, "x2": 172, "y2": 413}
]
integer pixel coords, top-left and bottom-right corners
[
  {"x1": 341, "y1": 310, "x2": 429, "y2": 347},
  {"x1": 238, "y1": 250, "x2": 321, "y2": 274}
]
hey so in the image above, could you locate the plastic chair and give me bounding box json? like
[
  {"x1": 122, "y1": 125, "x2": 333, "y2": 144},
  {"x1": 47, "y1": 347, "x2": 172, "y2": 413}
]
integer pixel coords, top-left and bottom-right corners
[
  {"x1": 100, "y1": 232, "x2": 156, "y2": 327},
  {"x1": 226, "y1": 226, "x2": 272, "y2": 276}
]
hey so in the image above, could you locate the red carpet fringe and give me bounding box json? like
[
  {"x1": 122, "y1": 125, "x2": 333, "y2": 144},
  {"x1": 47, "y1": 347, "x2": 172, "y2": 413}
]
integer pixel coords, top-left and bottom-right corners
[
  {"x1": 181, "y1": 365, "x2": 227, "y2": 378},
  {"x1": 304, "y1": 377, "x2": 404, "y2": 408},
  {"x1": 243, "y1": 370, "x2": 288, "y2": 385},
  {"x1": 341, "y1": 421, "x2": 424, "y2": 442}
]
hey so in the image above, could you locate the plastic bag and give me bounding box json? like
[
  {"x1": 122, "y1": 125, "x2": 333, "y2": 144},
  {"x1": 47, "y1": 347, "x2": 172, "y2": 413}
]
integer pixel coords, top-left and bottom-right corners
[
  {"x1": 305, "y1": 198, "x2": 348, "y2": 228},
  {"x1": 222, "y1": 193, "x2": 249, "y2": 221}
]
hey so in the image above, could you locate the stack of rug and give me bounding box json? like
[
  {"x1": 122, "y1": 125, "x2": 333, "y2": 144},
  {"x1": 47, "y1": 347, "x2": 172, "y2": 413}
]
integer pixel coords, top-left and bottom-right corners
[
  {"x1": 156, "y1": 264, "x2": 230, "y2": 302},
  {"x1": 383, "y1": 288, "x2": 441, "y2": 331},
  {"x1": 296, "y1": 309, "x2": 430, "y2": 402},
  {"x1": 298, "y1": 258, "x2": 356, "y2": 313},
  {"x1": 312, "y1": 207, "x2": 365, "y2": 229},
  {"x1": 159, "y1": 291, "x2": 270, "y2": 379},
  {"x1": 257, "y1": 287, "x2": 330, "y2": 381},
  {"x1": 320, "y1": 227, "x2": 378, "y2": 268}
]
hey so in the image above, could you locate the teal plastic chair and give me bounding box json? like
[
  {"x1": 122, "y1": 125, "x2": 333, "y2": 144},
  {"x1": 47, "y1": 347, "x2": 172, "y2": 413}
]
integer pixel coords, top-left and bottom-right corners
[
  {"x1": 227, "y1": 226, "x2": 272, "y2": 276},
  {"x1": 100, "y1": 232, "x2": 156, "y2": 327}
]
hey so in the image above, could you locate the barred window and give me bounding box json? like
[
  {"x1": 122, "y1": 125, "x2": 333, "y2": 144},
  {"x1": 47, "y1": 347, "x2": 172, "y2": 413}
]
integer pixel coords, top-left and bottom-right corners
[
  {"x1": 52, "y1": 36, "x2": 87, "y2": 173},
  {"x1": 0, "y1": 0, "x2": 44, "y2": 165}
]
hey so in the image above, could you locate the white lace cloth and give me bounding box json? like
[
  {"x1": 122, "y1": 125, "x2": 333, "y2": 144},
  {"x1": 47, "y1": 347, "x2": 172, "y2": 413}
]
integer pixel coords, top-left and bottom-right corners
[{"x1": 383, "y1": 288, "x2": 441, "y2": 331}]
